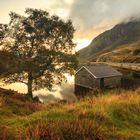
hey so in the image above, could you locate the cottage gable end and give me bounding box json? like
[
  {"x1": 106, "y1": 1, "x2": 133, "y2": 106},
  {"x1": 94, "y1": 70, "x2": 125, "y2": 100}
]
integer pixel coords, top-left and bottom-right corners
[
  {"x1": 75, "y1": 66, "x2": 97, "y2": 78},
  {"x1": 75, "y1": 66, "x2": 100, "y2": 90}
]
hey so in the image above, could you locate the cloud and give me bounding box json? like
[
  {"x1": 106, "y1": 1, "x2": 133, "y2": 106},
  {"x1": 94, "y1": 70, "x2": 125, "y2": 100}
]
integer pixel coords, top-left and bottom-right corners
[
  {"x1": 0, "y1": 0, "x2": 73, "y2": 23},
  {"x1": 69, "y1": 0, "x2": 140, "y2": 38},
  {"x1": 1, "y1": 0, "x2": 140, "y2": 44},
  {"x1": 45, "y1": 0, "x2": 73, "y2": 19},
  {"x1": 75, "y1": 39, "x2": 92, "y2": 51}
]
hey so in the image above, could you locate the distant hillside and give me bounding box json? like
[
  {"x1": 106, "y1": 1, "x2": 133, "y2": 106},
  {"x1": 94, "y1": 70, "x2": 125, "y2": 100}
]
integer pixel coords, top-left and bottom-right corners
[{"x1": 78, "y1": 20, "x2": 140, "y2": 63}]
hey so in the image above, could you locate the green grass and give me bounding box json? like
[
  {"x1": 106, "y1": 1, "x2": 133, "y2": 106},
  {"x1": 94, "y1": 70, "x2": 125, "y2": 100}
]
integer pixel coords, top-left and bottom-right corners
[
  {"x1": 0, "y1": 88, "x2": 140, "y2": 139},
  {"x1": 95, "y1": 40, "x2": 140, "y2": 63}
]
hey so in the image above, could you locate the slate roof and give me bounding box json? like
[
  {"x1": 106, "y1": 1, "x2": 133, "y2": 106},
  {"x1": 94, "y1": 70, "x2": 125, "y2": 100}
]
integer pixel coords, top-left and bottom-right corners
[{"x1": 76, "y1": 64, "x2": 122, "y2": 79}]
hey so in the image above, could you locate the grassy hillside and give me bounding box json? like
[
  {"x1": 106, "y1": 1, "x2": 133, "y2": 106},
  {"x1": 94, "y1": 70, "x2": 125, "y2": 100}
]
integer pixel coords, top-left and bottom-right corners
[
  {"x1": 78, "y1": 20, "x2": 140, "y2": 63},
  {"x1": 0, "y1": 87, "x2": 140, "y2": 140},
  {"x1": 95, "y1": 40, "x2": 140, "y2": 63}
]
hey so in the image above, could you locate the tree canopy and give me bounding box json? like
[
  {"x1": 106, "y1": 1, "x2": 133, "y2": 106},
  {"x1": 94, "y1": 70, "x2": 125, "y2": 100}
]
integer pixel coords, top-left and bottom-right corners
[
  {"x1": 0, "y1": 23, "x2": 7, "y2": 46},
  {"x1": 1, "y1": 8, "x2": 78, "y2": 98}
]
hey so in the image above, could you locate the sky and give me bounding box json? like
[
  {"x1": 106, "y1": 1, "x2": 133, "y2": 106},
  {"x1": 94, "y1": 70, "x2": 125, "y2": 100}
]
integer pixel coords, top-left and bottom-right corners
[{"x1": 0, "y1": 0, "x2": 140, "y2": 51}]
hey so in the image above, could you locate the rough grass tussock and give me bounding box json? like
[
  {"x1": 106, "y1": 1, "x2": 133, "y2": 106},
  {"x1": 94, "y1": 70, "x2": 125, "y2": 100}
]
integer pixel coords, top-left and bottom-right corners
[{"x1": 0, "y1": 88, "x2": 140, "y2": 139}]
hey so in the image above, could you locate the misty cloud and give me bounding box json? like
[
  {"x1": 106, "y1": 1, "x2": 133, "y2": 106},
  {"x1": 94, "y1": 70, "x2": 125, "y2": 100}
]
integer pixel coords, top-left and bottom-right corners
[
  {"x1": 69, "y1": 0, "x2": 140, "y2": 38},
  {"x1": 34, "y1": 83, "x2": 77, "y2": 103},
  {"x1": 1, "y1": 0, "x2": 140, "y2": 39}
]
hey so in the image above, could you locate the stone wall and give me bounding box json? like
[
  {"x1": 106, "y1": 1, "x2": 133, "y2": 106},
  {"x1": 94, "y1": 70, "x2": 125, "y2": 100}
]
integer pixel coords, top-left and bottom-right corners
[
  {"x1": 75, "y1": 68, "x2": 100, "y2": 89},
  {"x1": 104, "y1": 76, "x2": 121, "y2": 88}
]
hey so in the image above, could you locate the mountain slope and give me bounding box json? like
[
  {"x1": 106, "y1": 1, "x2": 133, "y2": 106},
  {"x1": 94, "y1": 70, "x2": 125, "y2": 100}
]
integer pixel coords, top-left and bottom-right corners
[{"x1": 78, "y1": 20, "x2": 140, "y2": 63}]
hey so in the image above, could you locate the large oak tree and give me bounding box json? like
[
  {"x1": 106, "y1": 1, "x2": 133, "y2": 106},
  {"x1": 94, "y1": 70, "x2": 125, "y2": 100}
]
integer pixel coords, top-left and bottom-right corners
[{"x1": 2, "y1": 8, "x2": 77, "y2": 98}]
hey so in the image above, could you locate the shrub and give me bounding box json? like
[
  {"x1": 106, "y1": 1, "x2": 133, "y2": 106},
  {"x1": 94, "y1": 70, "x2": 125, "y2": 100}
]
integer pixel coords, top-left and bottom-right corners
[
  {"x1": 60, "y1": 120, "x2": 106, "y2": 140},
  {"x1": 26, "y1": 120, "x2": 107, "y2": 140},
  {"x1": 0, "y1": 127, "x2": 15, "y2": 140},
  {"x1": 132, "y1": 49, "x2": 140, "y2": 55},
  {"x1": 26, "y1": 122, "x2": 60, "y2": 140},
  {"x1": 3, "y1": 96, "x2": 42, "y2": 115}
]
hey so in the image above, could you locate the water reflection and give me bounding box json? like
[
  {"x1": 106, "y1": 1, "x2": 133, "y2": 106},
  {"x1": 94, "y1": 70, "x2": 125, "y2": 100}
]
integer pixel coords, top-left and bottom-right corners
[{"x1": 2, "y1": 75, "x2": 77, "y2": 103}]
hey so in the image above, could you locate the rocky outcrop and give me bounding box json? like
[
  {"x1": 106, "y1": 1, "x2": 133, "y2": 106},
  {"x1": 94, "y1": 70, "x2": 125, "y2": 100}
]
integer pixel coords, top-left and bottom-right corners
[{"x1": 78, "y1": 20, "x2": 140, "y2": 62}]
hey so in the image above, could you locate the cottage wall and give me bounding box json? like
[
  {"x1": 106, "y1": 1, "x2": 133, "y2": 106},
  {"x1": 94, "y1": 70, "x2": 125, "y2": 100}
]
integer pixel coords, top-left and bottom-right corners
[
  {"x1": 104, "y1": 76, "x2": 121, "y2": 88},
  {"x1": 75, "y1": 68, "x2": 100, "y2": 89}
]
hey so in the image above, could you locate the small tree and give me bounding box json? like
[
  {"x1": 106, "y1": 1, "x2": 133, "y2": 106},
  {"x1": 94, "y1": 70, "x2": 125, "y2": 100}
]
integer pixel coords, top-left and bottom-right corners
[{"x1": 2, "y1": 8, "x2": 78, "y2": 98}]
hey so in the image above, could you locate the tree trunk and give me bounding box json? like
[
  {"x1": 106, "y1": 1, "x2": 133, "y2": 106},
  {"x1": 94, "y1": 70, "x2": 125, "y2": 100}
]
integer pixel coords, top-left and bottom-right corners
[{"x1": 27, "y1": 72, "x2": 33, "y2": 98}]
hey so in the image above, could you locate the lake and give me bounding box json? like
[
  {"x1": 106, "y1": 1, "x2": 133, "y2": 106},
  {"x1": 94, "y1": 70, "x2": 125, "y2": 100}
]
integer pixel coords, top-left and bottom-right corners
[
  {"x1": 1, "y1": 75, "x2": 77, "y2": 103},
  {"x1": 117, "y1": 68, "x2": 140, "y2": 89},
  {"x1": 1, "y1": 68, "x2": 140, "y2": 103}
]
